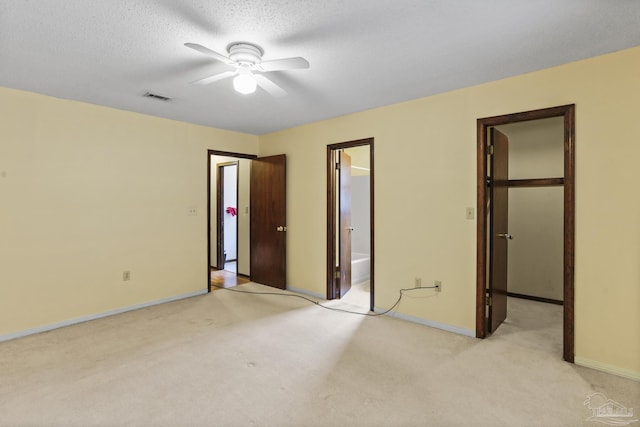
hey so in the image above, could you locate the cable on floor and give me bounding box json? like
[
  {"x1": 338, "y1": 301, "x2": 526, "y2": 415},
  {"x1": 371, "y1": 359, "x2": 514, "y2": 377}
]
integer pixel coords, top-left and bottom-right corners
[{"x1": 210, "y1": 283, "x2": 439, "y2": 317}]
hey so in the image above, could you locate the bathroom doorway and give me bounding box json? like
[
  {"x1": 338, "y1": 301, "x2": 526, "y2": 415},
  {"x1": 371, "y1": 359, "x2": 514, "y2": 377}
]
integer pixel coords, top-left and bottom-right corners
[{"x1": 327, "y1": 138, "x2": 374, "y2": 311}]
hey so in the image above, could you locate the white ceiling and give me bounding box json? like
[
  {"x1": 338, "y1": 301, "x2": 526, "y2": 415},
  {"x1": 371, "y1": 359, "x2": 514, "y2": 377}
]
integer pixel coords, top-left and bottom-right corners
[{"x1": 1, "y1": 1, "x2": 639, "y2": 135}]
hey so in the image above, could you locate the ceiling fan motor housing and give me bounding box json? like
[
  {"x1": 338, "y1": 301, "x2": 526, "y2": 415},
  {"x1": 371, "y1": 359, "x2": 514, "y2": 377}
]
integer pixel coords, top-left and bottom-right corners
[
  {"x1": 184, "y1": 40, "x2": 306, "y2": 96},
  {"x1": 228, "y1": 43, "x2": 263, "y2": 65}
]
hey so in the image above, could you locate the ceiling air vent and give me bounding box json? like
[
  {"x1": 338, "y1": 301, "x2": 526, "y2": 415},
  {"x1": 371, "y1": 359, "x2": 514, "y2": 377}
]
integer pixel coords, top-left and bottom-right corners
[{"x1": 143, "y1": 92, "x2": 172, "y2": 102}]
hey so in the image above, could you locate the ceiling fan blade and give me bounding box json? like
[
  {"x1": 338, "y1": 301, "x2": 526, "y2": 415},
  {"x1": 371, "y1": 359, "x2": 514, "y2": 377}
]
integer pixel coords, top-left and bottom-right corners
[
  {"x1": 258, "y1": 57, "x2": 310, "y2": 72},
  {"x1": 254, "y1": 74, "x2": 287, "y2": 97},
  {"x1": 191, "y1": 70, "x2": 236, "y2": 85},
  {"x1": 184, "y1": 43, "x2": 234, "y2": 65}
]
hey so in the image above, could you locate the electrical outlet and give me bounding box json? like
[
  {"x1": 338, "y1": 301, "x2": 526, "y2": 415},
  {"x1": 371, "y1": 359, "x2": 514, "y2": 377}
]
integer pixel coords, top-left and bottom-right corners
[
  {"x1": 414, "y1": 277, "x2": 422, "y2": 288},
  {"x1": 123, "y1": 270, "x2": 131, "y2": 281},
  {"x1": 434, "y1": 280, "x2": 442, "y2": 292},
  {"x1": 188, "y1": 207, "x2": 197, "y2": 216}
]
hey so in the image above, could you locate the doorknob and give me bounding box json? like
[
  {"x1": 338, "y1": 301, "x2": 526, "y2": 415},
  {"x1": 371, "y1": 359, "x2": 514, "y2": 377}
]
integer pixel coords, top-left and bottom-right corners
[
  {"x1": 497, "y1": 233, "x2": 513, "y2": 240},
  {"x1": 276, "y1": 226, "x2": 287, "y2": 232}
]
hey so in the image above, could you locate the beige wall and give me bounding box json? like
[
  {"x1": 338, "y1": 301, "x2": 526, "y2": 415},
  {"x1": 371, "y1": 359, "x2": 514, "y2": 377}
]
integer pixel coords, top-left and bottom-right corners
[
  {"x1": 0, "y1": 87, "x2": 258, "y2": 335},
  {"x1": 345, "y1": 145, "x2": 370, "y2": 177},
  {"x1": 237, "y1": 159, "x2": 251, "y2": 275},
  {"x1": 259, "y1": 46, "x2": 640, "y2": 379},
  {"x1": 501, "y1": 117, "x2": 564, "y2": 179},
  {"x1": 344, "y1": 145, "x2": 371, "y2": 255},
  {"x1": 508, "y1": 186, "x2": 564, "y2": 300}
]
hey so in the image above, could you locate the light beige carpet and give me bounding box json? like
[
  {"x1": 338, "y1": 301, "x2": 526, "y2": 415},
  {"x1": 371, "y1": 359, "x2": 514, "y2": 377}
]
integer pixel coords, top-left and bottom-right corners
[{"x1": 0, "y1": 283, "x2": 637, "y2": 426}]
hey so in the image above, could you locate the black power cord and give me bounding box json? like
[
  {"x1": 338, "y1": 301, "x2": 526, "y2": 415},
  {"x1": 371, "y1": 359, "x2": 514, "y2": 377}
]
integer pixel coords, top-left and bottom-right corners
[{"x1": 211, "y1": 283, "x2": 439, "y2": 317}]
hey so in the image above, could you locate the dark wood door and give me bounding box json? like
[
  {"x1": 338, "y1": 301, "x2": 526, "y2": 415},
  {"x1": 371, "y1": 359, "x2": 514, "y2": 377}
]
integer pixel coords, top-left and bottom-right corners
[
  {"x1": 489, "y1": 128, "x2": 510, "y2": 332},
  {"x1": 339, "y1": 151, "x2": 352, "y2": 297},
  {"x1": 250, "y1": 155, "x2": 286, "y2": 289}
]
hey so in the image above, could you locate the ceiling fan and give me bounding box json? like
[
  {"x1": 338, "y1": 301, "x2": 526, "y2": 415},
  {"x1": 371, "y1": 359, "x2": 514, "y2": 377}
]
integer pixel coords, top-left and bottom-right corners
[{"x1": 184, "y1": 42, "x2": 309, "y2": 96}]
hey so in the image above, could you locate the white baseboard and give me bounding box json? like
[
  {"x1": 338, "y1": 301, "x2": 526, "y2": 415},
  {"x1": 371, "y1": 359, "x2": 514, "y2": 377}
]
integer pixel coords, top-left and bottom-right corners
[
  {"x1": 375, "y1": 307, "x2": 476, "y2": 338},
  {"x1": 286, "y1": 285, "x2": 326, "y2": 300},
  {"x1": 575, "y1": 357, "x2": 640, "y2": 381},
  {"x1": 0, "y1": 289, "x2": 208, "y2": 343},
  {"x1": 284, "y1": 286, "x2": 475, "y2": 338}
]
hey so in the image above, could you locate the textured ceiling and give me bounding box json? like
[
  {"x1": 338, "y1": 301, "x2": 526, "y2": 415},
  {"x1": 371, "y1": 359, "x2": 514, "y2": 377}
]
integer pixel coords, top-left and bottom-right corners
[{"x1": 1, "y1": 1, "x2": 639, "y2": 135}]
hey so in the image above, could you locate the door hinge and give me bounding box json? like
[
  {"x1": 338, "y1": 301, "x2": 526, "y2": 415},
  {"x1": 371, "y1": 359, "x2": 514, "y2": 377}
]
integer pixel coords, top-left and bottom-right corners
[
  {"x1": 487, "y1": 296, "x2": 492, "y2": 306},
  {"x1": 335, "y1": 161, "x2": 340, "y2": 170},
  {"x1": 487, "y1": 145, "x2": 494, "y2": 156},
  {"x1": 335, "y1": 270, "x2": 340, "y2": 279}
]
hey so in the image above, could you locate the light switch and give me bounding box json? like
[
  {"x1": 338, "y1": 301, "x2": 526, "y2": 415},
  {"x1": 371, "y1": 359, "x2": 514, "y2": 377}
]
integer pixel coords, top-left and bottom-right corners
[{"x1": 466, "y1": 207, "x2": 474, "y2": 220}]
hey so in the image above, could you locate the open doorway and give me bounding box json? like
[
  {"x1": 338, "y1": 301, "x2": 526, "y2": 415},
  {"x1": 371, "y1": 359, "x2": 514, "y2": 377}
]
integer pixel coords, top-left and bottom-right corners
[
  {"x1": 498, "y1": 118, "x2": 565, "y2": 306},
  {"x1": 476, "y1": 105, "x2": 575, "y2": 362},
  {"x1": 327, "y1": 138, "x2": 374, "y2": 311},
  {"x1": 208, "y1": 151, "x2": 255, "y2": 290},
  {"x1": 207, "y1": 150, "x2": 288, "y2": 292}
]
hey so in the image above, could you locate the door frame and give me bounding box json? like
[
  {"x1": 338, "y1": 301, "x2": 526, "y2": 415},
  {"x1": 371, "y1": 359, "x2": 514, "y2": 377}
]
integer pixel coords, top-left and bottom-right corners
[
  {"x1": 326, "y1": 138, "x2": 375, "y2": 311},
  {"x1": 216, "y1": 161, "x2": 239, "y2": 270},
  {"x1": 207, "y1": 150, "x2": 257, "y2": 293},
  {"x1": 475, "y1": 104, "x2": 575, "y2": 362}
]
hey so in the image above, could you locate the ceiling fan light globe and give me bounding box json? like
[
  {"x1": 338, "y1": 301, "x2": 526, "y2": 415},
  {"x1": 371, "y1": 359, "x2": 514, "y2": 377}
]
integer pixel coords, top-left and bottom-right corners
[{"x1": 233, "y1": 73, "x2": 257, "y2": 94}]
